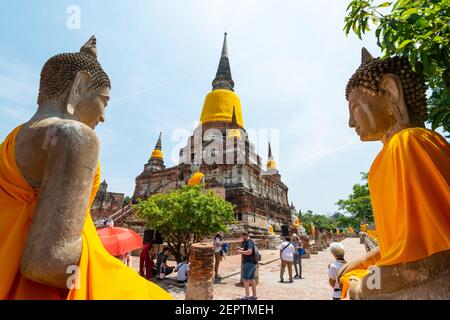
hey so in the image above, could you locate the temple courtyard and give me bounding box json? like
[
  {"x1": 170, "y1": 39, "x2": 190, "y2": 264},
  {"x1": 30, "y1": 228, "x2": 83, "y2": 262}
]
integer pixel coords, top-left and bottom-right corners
[{"x1": 129, "y1": 237, "x2": 365, "y2": 300}]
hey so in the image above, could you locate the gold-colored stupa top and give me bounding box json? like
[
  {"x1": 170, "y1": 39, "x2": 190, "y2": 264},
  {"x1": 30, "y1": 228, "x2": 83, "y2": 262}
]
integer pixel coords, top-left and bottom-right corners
[
  {"x1": 200, "y1": 90, "x2": 244, "y2": 127},
  {"x1": 227, "y1": 128, "x2": 242, "y2": 139},
  {"x1": 151, "y1": 149, "x2": 163, "y2": 159},
  {"x1": 200, "y1": 33, "x2": 244, "y2": 128},
  {"x1": 150, "y1": 132, "x2": 163, "y2": 160},
  {"x1": 266, "y1": 142, "x2": 277, "y2": 170}
]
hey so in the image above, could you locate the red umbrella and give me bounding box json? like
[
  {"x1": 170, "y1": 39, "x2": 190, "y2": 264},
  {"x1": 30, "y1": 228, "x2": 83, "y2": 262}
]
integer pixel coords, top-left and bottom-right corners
[{"x1": 97, "y1": 227, "x2": 143, "y2": 257}]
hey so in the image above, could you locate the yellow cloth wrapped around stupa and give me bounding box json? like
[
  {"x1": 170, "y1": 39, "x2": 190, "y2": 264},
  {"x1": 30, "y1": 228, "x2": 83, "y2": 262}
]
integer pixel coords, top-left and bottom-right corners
[
  {"x1": 0, "y1": 125, "x2": 172, "y2": 300},
  {"x1": 200, "y1": 89, "x2": 244, "y2": 127},
  {"x1": 151, "y1": 149, "x2": 163, "y2": 159},
  {"x1": 340, "y1": 128, "x2": 450, "y2": 299}
]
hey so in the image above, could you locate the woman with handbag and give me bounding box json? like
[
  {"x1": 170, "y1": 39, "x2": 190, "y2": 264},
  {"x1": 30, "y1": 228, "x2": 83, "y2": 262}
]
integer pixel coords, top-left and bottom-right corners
[{"x1": 292, "y1": 234, "x2": 304, "y2": 279}]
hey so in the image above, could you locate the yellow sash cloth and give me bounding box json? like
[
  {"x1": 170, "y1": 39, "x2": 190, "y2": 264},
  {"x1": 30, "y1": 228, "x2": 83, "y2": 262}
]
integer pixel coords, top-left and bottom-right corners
[
  {"x1": 0, "y1": 126, "x2": 172, "y2": 300},
  {"x1": 187, "y1": 172, "x2": 204, "y2": 186},
  {"x1": 340, "y1": 128, "x2": 450, "y2": 299}
]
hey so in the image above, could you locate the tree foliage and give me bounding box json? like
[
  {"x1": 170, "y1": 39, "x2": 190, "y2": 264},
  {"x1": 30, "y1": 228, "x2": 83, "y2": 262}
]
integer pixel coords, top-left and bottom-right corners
[
  {"x1": 336, "y1": 172, "x2": 374, "y2": 224},
  {"x1": 344, "y1": 0, "x2": 450, "y2": 135},
  {"x1": 297, "y1": 210, "x2": 360, "y2": 234},
  {"x1": 135, "y1": 185, "x2": 236, "y2": 260},
  {"x1": 300, "y1": 210, "x2": 337, "y2": 232}
]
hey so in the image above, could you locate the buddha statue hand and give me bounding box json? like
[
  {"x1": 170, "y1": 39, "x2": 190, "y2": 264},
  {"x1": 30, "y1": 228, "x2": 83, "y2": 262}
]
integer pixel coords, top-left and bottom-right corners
[
  {"x1": 347, "y1": 276, "x2": 364, "y2": 300},
  {"x1": 337, "y1": 247, "x2": 380, "y2": 282}
]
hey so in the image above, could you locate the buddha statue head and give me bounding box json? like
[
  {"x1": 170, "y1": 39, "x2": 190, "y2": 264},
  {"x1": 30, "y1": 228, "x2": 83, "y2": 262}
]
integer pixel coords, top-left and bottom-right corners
[
  {"x1": 345, "y1": 48, "x2": 427, "y2": 142},
  {"x1": 37, "y1": 35, "x2": 111, "y2": 129}
]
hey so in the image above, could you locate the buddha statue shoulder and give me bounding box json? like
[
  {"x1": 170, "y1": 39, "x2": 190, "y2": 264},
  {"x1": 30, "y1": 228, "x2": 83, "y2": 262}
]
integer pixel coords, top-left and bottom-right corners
[{"x1": 338, "y1": 48, "x2": 450, "y2": 300}]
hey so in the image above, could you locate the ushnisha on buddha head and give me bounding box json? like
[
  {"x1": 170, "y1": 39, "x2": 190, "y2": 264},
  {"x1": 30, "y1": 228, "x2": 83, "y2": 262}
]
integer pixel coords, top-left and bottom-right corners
[
  {"x1": 37, "y1": 35, "x2": 111, "y2": 129},
  {"x1": 346, "y1": 48, "x2": 427, "y2": 143}
]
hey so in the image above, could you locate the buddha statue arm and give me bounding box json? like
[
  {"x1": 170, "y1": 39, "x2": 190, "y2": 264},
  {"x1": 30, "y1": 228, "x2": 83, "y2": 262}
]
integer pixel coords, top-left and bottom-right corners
[
  {"x1": 20, "y1": 123, "x2": 99, "y2": 289},
  {"x1": 337, "y1": 247, "x2": 381, "y2": 281}
]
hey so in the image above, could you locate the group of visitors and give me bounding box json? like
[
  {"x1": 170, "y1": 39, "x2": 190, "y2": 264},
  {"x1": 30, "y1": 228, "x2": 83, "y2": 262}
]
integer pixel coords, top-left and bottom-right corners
[
  {"x1": 138, "y1": 232, "x2": 347, "y2": 300},
  {"x1": 278, "y1": 234, "x2": 304, "y2": 282},
  {"x1": 214, "y1": 231, "x2": 311, "y2": 300},
  {"x1": 139, "y1": 242, "x2": 190, "y2": 284}
]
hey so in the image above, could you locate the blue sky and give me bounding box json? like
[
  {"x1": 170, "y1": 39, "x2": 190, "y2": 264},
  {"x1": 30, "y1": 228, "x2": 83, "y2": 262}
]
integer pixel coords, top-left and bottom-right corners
[{"x1": 0, "y1": 1, "x2": 442, "y2": 214}]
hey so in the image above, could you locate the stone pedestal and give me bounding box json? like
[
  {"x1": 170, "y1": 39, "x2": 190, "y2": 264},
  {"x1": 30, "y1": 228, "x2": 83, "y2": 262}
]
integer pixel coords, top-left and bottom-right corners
[
  {"x1": 185, "y1": 243, "x2": 214, "y2": 300},
  {"x1": 300, "y1": 235, "x2": 311, "y2": 259},
  {"x1": 326, "y1": 232, "x2": 333, "y2": 246},
  {"x1": 268, "y1": 234, "x2": 283, "y2": 250}
]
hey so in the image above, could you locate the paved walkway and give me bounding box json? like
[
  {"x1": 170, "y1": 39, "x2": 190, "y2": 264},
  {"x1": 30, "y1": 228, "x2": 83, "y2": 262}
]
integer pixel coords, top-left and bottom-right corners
[{"x1": 131, "y1": 237, "x2": 366, "y2": 300}]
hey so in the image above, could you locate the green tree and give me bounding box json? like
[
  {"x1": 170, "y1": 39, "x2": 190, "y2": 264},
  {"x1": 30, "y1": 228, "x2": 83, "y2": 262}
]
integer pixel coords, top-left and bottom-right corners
[
  {"x1": 336, "y1": 172, "x2": 374, "y2": 225},
  {"x1": 331, "y1": 212, "x2": 359, "y2": 230},
  {"x1": 122, "y1": 196, "x2": 131, "y2": 206},
  {"x1": 344, "y1": 0, "x2": 450, "y2": 135},
  {"x1": 135, "y1": 185, "x2": 236, "y2": 261},
  {"x1": 301, "y1": 210, "x2": 337, "y2": 233}
]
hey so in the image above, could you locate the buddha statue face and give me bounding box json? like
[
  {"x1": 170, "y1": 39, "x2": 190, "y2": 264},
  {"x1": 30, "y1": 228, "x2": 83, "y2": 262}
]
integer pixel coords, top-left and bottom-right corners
[
  {"x1": 75, "y1": 86, "x2": 109, "y2": 129},
  {"x1": 346, "y1": 48, "x2": 427, "y2": 143},
  {"x1": 68, "y1": 75, "x2": 110, "y2": 129},
  {"x1": 348, "y1": 82, "x2": 396, "y2": 141}
]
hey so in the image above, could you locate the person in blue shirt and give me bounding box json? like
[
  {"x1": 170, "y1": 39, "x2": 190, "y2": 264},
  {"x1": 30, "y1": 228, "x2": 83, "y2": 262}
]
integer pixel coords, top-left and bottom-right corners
[{"x1": 237, "y1": 231, "x2": 257, "y2": 300}]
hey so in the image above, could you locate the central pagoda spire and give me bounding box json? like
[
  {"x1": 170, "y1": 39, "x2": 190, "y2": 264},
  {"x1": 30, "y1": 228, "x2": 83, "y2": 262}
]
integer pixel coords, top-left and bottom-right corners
[
  {"x1": 200, "y1": 33, "x2": 244, "y2": 128},
  {"x1": 212, "y1": 32, "x2": 235, "y2": 92}
]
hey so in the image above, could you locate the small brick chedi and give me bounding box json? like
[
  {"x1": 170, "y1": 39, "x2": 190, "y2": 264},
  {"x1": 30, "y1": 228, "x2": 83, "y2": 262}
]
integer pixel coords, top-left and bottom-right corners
[
  {"x1": 91, "y1": 180, "x2": 124, "y2": 221},
  {"x1": 133, "y1": 33, "x2": 292, "y2": 234}
]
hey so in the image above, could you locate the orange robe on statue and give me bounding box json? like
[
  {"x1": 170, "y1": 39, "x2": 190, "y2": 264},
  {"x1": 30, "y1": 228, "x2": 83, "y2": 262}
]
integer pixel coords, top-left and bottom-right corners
[
  {"x1": 340, "y1": 128, "x2": 450, "y2": 298},
  {"x1": 0, "y1": 126, "x2": 173, "y2": 300}
]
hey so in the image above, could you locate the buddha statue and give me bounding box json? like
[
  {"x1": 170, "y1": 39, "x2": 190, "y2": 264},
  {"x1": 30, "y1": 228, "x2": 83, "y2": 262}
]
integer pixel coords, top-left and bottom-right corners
[
  {"x1": 0, "y1": 36, "x2": 171, "y2": 300},
  {"x1": 337, "y1": 48, "x2": 450, "y2": 300}
]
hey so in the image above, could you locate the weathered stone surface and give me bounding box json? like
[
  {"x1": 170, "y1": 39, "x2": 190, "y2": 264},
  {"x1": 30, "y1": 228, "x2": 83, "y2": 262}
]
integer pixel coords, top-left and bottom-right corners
[{"x1": 185, "y1": 243, "x2": 215, "y2": 300}]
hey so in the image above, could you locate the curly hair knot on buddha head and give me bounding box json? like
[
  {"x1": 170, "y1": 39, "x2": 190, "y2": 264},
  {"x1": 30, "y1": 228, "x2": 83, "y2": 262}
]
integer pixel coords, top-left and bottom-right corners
[
  {"x1": 37, "y1": 36, "x2": 111, "y2": 105},
  {"x1": 345, "y1": 48, "x2": 428, "y2": 120}
]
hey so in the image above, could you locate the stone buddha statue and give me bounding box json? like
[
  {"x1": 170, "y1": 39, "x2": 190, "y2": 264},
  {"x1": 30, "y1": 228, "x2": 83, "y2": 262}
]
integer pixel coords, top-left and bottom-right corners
[
  {"x1": 0, "y1": 36, "x2": 171, "y2": 299},
  {"x1": 337, "y1": 48, "x2": 450, "y2": 300}
]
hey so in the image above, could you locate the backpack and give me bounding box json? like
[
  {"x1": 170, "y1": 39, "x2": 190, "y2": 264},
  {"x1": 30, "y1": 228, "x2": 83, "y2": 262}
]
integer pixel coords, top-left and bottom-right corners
[
  {"x1": 251, "y1": 240, "x2": 262, "y2": 262},
  {"x1": 222, "y1": 243, "x2": 229, "y2": 254}
]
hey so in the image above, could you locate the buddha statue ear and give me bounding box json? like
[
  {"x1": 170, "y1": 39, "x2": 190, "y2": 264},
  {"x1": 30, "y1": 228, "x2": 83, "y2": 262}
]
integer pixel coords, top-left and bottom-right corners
[
  {"x1": 380, "y1": 73, "x2": 410, "y2": 126},
  {"x1": 67, "y1": 71, "x2": 93, "y2": 115}
]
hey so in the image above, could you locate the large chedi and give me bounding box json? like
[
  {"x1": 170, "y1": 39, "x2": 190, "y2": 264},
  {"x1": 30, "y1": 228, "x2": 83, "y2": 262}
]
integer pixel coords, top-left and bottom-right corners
[{"x1": 133, "y1": 33, "x2": 292, "y2": 234}]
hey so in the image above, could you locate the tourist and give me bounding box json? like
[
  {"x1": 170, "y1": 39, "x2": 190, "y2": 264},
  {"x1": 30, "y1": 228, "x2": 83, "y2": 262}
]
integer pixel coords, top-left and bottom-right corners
[
  {"x1": 328, "y1": 242, "x2": 347, "y2": 300},
  {"x1": 292, "y1": 234, "x2": 303, "y2": 279},
  {"x1": 139, "y1": 241, "x2": 154, "y2": 280},
  {"x1": 175, "y1": 257, "x2": 190, "y2": 284},
  {"x1": 279, "y1": 236, "x2": 296, "y2": 283},
  {"x1": 123, "y1": 252, "x2": 131, "y2": 266},
  {"x1": 237, "y1": 231, "x2": 257, "y2": 300},
  {"x1": 214, "y1": 233, "x2": 223, "y2": 282},
  {"x1": 155, "y1": 247, "x2": 174, "y2": 280}
]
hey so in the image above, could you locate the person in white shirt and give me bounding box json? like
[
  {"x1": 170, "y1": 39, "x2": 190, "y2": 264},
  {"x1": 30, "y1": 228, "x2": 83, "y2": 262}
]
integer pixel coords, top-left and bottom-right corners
[
  {"x1": 328, "y1": 242, "x2": 347, "y2": 300},
  {"x1": 175, "y1": 258, "x2": 189, "y2": 284},
  {"x1": 279, "y1": 236, "x2": 296, "y2": 283},
  {"x1": 213, "y1": 233, "x2": 223, "y2": 282}
]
